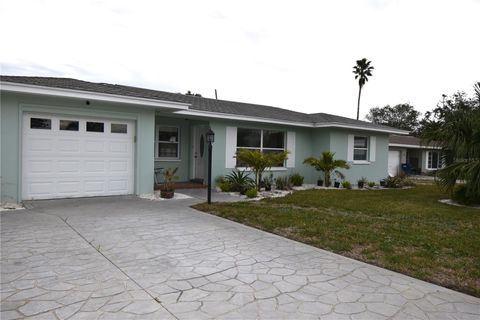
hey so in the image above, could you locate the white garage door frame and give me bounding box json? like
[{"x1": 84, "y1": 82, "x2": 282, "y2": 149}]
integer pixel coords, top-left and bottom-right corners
[{"x1": 22, "y1": 112, "x2": 136, "y2": 200}]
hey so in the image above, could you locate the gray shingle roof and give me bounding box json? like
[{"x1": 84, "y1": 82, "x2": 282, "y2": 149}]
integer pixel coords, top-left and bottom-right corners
[{"x1": 1, "y1": 75, "x2": 405, "y2": 132}]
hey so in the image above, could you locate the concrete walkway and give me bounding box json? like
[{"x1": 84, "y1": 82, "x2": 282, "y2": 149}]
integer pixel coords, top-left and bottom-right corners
[{"x1": 1, "y1": 195, "x2": 479, "y2": 319}]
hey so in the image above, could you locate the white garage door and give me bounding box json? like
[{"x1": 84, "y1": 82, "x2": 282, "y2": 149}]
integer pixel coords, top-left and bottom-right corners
[
  {"x1": 22, "y1": 113, "x2": 135, "y2": 200},
  {"x1": 388, "y1": 150, "x2": 401, "y2": 177}
]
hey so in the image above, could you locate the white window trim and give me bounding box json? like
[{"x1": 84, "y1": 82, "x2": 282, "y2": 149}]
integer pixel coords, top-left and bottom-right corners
[
  {"x1": 236, "y1": 128, "x2": 287, "y2": 168},
  {"x1": 426, "y1": 151, "x2": 441, "y2": 170},
  {"x1": 155, "y1": 125, "x2": 181, "y2": 161},
  {"x1": 236, "y1": 167, "x2": 288, "y2": 172},
  {"x1": 353, "y1": 136, "x2": 369, "y2": 163}
]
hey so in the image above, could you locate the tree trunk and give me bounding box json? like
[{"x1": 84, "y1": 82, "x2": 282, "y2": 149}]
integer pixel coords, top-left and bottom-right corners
[{"x1": 356, "y1": 85, "x2": 363, "y2": 120}]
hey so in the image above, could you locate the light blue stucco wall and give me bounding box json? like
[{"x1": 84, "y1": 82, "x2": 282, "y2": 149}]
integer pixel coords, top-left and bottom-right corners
[
  {"x1": 328, "y1": 128, "x2": 389, "y2": 183},
  {"x1": 1, "y1": 92, "x2": 156, "y2": 203}
]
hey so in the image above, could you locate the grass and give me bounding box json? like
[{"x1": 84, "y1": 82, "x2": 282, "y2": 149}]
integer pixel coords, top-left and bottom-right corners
[{"x1": 193, "y1": 184, "x2": 480, "y2": 297}]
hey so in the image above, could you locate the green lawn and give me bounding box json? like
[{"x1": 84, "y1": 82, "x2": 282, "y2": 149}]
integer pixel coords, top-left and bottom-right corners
[{"x1": 193, "y1": 184, "x2": 480, "y2": 297}]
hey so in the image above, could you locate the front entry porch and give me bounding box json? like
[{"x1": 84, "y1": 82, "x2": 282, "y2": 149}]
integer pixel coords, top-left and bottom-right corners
[{"x1": 153, "y1": 114, "x2": 210, "y2": 188}]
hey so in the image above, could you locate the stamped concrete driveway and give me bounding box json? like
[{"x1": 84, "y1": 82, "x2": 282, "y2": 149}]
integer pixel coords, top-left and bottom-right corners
[{"x1": 1, "y1": 195, "x2": 479, "y2": 320}]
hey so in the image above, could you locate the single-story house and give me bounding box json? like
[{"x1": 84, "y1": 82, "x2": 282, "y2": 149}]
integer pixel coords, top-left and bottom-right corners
[
  {"x1": 1, "y1": 76, "x2": 406, "y2": 203},
  {"x1": 388, "y1": 134, "x2": 442, "y2": 176}
]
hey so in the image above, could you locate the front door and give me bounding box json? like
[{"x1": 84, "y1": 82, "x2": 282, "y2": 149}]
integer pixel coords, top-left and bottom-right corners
[{"x1": 193, "y1": 125, "x2": 207, "y2": 181}]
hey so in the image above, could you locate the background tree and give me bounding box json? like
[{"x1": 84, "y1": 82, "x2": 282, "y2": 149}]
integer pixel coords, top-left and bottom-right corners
[
  {"x1": 421, "y1": 82, "x2": 480, "y2": 204},
  {"x1": 366, "y1": 103, "x2": 421, "y2": 133},
  {"x1": 353, "y1": 58, "x2": 374, "y2": 120},
  {"x1": 303, "y1": 151, "x2": 350, "y2": 187}
]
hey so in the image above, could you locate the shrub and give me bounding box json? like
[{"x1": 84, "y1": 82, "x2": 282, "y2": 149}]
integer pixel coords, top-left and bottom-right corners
[
  {"x1": 368, "y1": 181, "x2": 376, "y2": 188},
  {"x1": 289, "y1": 173, "x2": 304, "y2": 186},
  {"x1": 219, "y1": 182, "x2": 231, "y2": 192},
  {"x1": 245, "y1": 188, "x2": 258, "y2": 198},
  {"x1": 452, "y1": 184, "x2": 480, "y2": 205},
  {"x1": 225, "y1": 170, "x2": 255, "y2": 193},
  {"x1": 236, "y1": 149, "x2": 289, "y2": 190},
  {"x1": 275, "y1": 176, "x2": 292, "y2": 190},
  {"x1": 215, "y1": 175, "x2": 226, "y2": 185},
  {"x1": 342, "y1": 181, "x2": 352, "y2": 189},
  {"x1": 263, "y1": 173, "x2": 274, "y2": 191},
  {"x1": 384, "y1": 176, "x2": 416, "y2": 188}
]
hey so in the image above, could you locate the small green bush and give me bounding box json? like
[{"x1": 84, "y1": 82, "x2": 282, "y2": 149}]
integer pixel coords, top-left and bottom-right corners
[
  {"x1": 225, "y1": 169, "x2": 255, "y2": 193},
  {"x1": 245, "y1": 188, "x2": 258, "y2": 198},
  {"x1": 215, "y1": 175, "x2": 226, "y2": 184},
  {"x1": 368, "y1": 181, "x2": 376, "y2": 188},
  {"x1": 384, "y1": 176, "x2": 416, "y2": 188},
  {"x1": 219, "y1": 182, "x2": 231, "y2": 192},
  {"x1": 342, "y1": 181, "x2": 352, "y2": 189},
  {"x1": 275, "y1": 176, "x2": 292, "y2": 190},
  {"x1": 452, "y1": 184, "x2": 480, "y2": 205},
  {"x1": 289, "y1": 173, "x2": 304, "y2": 186}
]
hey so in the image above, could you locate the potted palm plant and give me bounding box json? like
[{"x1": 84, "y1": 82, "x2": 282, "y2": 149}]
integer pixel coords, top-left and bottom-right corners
[
  {"x1": 304, "y1": 151, "x2": 350, "y2": 187},
  {"x1": 357, "y1": 177, "x2": 368, "y2": 188},
  {"x1": 160, "y1": 167, "x2": 178, "y2": 199}
]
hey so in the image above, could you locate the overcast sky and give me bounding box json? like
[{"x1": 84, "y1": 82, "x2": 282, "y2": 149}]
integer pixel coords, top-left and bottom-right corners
[{"x1": 1, "y1": 0, "x2": 479, "y2": 119}]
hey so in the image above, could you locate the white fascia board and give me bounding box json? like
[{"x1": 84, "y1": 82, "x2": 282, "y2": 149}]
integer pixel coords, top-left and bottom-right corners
[
  {"x1": 174, "y1": 109, "x2": 314, "y2": 127},
  {"x1": 314, "y1": 122, "x2": 409, "y2": 134},
  {"x1": 0, "y1": 82, "x2": 190, "y2": 110},
  {"x1": 175, "y1": 109, "x2": 411, "y2": 133},
  {"x1": 389, "y1": 143, "x2": 441, "y2": 149}
]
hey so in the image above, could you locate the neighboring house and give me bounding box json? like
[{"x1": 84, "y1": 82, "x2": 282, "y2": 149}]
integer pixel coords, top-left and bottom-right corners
[
  {"x1": 0, "y1": 76, "x2": 406, "y2": 203},
  {"x1": 388, "y1": 134, "x2": 442, "y2": 176}
]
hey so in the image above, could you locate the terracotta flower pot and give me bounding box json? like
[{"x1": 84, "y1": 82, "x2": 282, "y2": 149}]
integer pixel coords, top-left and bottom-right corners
[{"x1": 160, "y1": 189, "x2": 175, "y2": 199}]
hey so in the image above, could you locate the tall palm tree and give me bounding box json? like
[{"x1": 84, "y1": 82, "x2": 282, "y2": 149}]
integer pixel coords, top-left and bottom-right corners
[
  {"x1": 353, "y1": 58, "x2": 374, "y2": 120},
  {"x1": 303, "y1": 151, "x2": 350, "y2": 187}
]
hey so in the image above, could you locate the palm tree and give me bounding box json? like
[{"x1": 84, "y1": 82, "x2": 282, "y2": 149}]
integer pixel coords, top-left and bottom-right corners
[
  {"x1": 236, "y1": 149, "x2": 289, "y2": 190},
  {"x1": 353, "y1": 58, "x2": 374, "y2": 120},
  {"x1": 303, "y1": 151, "x2": 350, "y2": 187},
  {"x1": 422, "y1": 82, "x2": 480, "y2": 203}
]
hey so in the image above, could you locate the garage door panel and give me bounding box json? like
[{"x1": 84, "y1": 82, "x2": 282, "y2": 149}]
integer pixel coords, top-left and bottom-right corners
[
  {"x1": 27, "y1": 137, "x2": 54, "y2": 151},
  {"x1": 110, "y1": 141, "x2": 129, "y2": 153},
  {"x1": 57, "y1": 160, "x2": 81, "y2": 173},
  {"x1": 57, "y1": 139, "x2": 81, "y2": 152},
  {"x1": 84, "y1": 180, "x2": 106, "y2": 193},
  {"x1": 29, "y1": 160, "x2": 54, "y2": 173},
  {"x1": 22, "y1": 113, "x2": 135, "y2": 200},
  {"x1": 85, "y1": 140, "x2": 106, "y2": 152},
  {"x1": 57, "y1": 181, "x2": 82, "y2": 195},
  {"x1": 110, "y1": 160, "x2": 129, "y2": 172},
  {"x1": 28, "y1": 182, "x2": 54, "y2": 197},
  {"x1": 84, "y1": 160, "x2": 106, "y2": 173},
  {"x1": 109, "y1": 180, "x2": 129, "y2": 192}
]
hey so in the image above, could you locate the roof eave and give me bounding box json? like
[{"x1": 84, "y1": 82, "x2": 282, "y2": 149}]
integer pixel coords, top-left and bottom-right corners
[
  {"x1": 389, "y1": 143, "x2": 441, "y2": 149},
  {"x1": 173, "y1": 109, "x2": 314, "y2": 127},
  {"x1": 0, "y1": 81, "x2": 191, "y2": 110},
  {"x1": 314, "y1": 122, "x2": 409, "y2": 134}
]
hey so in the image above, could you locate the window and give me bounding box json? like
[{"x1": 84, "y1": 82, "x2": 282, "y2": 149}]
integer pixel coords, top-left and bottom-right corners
[
  {"x1": 236, "y1": 128, "x2": 285, "y2": 167},
  {"x1": 353, "y1": 136, "x2": 369, "y2": 161},
  {"x1": 156, "y1": 126, "x2": 179, "y2": 159},
  {"x1": 86, "y1": 121, "x2": 104, "y2": 132},
  {"x1": 111, "y1": 123, "x2": 127, "y2": 134},
  {"x1": 427, "y1": 151, "x2": 440, "y2": 169},
  {"x1": 30, "y1": 118, "x2": 51, "y2": 129},
  {"x1": 60, "y1": 120, "x2": 79, "y2": 131}
]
